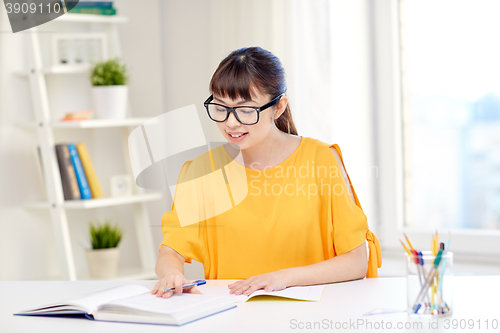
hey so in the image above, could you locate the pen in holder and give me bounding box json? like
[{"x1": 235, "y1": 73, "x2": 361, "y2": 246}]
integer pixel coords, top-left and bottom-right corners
[{"x1": 406, "y1": 250, "x2": 453, "y2": 317}]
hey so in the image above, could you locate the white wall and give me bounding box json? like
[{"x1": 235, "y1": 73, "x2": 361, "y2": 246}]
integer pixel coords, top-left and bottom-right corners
[
  {"x1": 156, "y1": 0, "x2": 288, "y2": 144},
  {"x1": 0, "y1": 6, "x2": 58, "y2": 280}
]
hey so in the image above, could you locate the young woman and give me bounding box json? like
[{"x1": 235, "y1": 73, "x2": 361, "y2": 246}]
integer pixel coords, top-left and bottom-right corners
[{"x1": 152, "y1": 47, "x2": 381, "y2": 298}]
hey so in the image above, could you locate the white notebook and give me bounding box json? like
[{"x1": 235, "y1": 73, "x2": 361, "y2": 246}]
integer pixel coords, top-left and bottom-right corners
[
  {"x1": 14, "y1": 284, "x2": 235, "y2": 326},
  {"x1": 199, "y1": 285, "x2": 325, "y2": 302}
]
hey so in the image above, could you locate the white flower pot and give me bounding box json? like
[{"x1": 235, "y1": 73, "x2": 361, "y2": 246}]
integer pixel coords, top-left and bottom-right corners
[
  {"x1": 91, "y1": 85, "x2": 128, "y2": 119},
  {"x1": 86, "y1": 247, "x2": 120, "y2": 279}
]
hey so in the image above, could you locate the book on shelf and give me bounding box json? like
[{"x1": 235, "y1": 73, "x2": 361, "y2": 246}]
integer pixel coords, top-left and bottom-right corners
[
  {"x1": 68, "y1": 7, "x2": 116, "y2": 15},
  {"x1": 55, "y1": 143, "x2": 104, "y2": 200},
  {"x1": 61, "y1": 110, "x2": 94, "y2": 121},
  {"x1": 65, "y1": 1, "x2": 113, "y2": 8},
  {"x1": 76, "y1": 142, "x2": 104, "y2": 199},
  {"x1": 55, "y1": 144, "x2": 81, "y2": 200},
  {"x1": 67, "y1": 143, "x2": 92, "y2": 200},
  {"x1": 14, "y1": 284, "x2": 236, "y2": 326}
]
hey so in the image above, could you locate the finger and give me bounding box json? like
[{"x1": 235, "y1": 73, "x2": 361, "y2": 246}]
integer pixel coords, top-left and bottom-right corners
[
  {"x1": 187, "y1": 286, "x2": 202, "y2": 294},
  {"x1": 228, "y1": 283, "x2": 240, "y2": 290},
  {"x1": 154, "y1": 281, "x2": 164, "y2": 297},
  {"x1": 175, "y1": 276, "x2": 184, "y2": 296},
  {"x1": 265, "y1": 283, "x2": 285, "y2": 292},
  {"x1": 228, "y1": 279, "x2": 246, "y2": 289},
  {"x1": 157, "y1": 280, "x2": 173, "y2": 297},
  {"x1": 234, "y1": 283, "x2": 253, "y2": 295},
  {"x1": 153, "y1": 280, "x2": 166, "y2": 295},
  {"x1": 151, "y1": 282, "x2": 159, "y2": 294},
  {"x1": 229, "y1": 283, "x2": 246, "y2": 294},
  {"x1": 229, "y1": 279, "x2": 249, "y2": 293},
  {"x1": 228, "y1": 283, "x2": 241, "y2": 293},
  {"x1": 162, "y1": 290, "x2": 174, "y2": 298},
  {"x1": 182, "y1": 285, "x2": 194, "y2": 293},
  {"x1": 243, "y1": 281, "x2": 266, "y2": 296},
  {"x1": 182, "y1": 285, "x2": 199, "y2": 293},
  {"x1": 156, "y1": 283, "x2": 167, "y2": 297}
]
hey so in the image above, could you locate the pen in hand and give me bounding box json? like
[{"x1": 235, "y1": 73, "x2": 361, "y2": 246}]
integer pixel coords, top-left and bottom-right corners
[{"x1": 163, "y1": 280, "x2": 206, "y2": 293}]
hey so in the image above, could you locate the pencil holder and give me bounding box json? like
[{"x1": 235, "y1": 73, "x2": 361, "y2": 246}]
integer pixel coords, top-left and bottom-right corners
[{"x1": 406, "y1": 251, "x2": 453, "y2": 317}]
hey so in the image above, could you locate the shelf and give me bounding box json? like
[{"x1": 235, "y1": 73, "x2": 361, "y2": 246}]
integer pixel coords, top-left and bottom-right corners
[
  {"x1": 25, "y1": 192, "x2": 162, "y2": 210},
  {"x1": 56, "y1": 13, "x2": 128, "y2": 24},
  {"x1": 18, "y1": 117, "x2": 151, "y2": 129},
  {"x1": 14, "y1": 65, "x2": 90, "y2": 77},
  {"x1": 21, "y1": 11, "x2": 158, "y2": 281}
]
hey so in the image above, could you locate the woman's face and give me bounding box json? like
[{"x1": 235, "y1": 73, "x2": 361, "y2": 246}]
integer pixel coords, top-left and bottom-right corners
[{"x1": 213, "y1": 89, "x2": 286, "y2": 150}]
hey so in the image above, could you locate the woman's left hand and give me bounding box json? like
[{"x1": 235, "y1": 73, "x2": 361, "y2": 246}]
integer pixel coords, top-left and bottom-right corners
[{"x1": 227, "y1": 269, "x2": 290, "y2": 296}]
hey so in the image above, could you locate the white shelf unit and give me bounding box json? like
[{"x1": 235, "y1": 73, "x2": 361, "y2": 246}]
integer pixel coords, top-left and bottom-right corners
[
  {"x1": 25, "y1": 192, "x2": 162, "y2": 210},
  {"x1": 14, "y1": 65, "x2": 90, "y2": 76},
  {"x1": 18, "y1": 117, "x2": 152, "y2": 129},
  {"x1": 19, "y1": 15, "x2": 159, "y2": 281},
  {"x1": 58, "y1": 13, "x2": 129, "y2": 24}
]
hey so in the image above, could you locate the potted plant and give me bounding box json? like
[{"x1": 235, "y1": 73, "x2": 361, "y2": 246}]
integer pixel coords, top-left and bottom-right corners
[
  {"x1": 89, "y1": 58, "x2": 129, "y2": 119},
  {"x1": 86, "y1": 220, "x2": 123, "y2": 279}
]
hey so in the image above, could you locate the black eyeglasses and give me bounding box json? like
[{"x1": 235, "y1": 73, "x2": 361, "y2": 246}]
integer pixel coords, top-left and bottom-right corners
[{"x1": 204, "y1": 93, "x2": 284, "y2": 125}]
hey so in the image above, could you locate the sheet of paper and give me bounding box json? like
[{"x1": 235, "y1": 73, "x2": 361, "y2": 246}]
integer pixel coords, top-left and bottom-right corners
[
  {"x1": 67, "y1": 285, "x2": 150, "y2": 313},
  {"x1": 19, "y1": 285, "x2": 151, "y2": 315},
  {"x1": 101, "y1": 292, "x2": 229, "y2": 314},
  {"x1": 362, "y1": 308, "x2": 406, "y2": 316},
  {"x1": 198, "y1": 285, "x2": 325, "y2": 303}
]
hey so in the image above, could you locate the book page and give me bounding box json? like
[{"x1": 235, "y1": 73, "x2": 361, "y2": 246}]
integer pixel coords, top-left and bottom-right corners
[
  {"x1": 67, "y1": 285, "x2": 151, "y2": 313},
  {"x1": 198, "y1": 285, "x2": 325, "y2": 303},
  {"x1": 16, "y1": 284, "x2": 151, "y2": 315},
  {"x1": 99, "y1": 292, "x2": 230, "y2": 315}
]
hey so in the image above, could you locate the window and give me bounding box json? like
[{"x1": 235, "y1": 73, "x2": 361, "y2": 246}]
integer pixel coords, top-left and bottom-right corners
[
  {"x1": 374, "y1": 0, "x2": 500, "y2": 259},
  {"x1": 401, "y1": 0, "x2": 500, "y2": 231}
]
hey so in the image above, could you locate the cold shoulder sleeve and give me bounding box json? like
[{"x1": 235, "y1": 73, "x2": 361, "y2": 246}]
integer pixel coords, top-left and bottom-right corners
[{"x1": 329, "y1": 144, "x2": 382, "y2": 278}]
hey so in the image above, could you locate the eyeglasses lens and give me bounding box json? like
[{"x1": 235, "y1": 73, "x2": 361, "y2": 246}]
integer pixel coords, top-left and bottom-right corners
[{"x1": 207, "y1": 105, "x2": 258, "y2": 125}]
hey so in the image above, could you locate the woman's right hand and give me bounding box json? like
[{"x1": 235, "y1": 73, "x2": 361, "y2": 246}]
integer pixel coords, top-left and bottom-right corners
[{"x1": 151, "y1": 269, "x2": 202, "y2": 298}]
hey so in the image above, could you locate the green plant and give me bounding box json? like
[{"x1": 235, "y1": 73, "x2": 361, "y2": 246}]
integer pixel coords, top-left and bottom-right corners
[
  {"x1": 90, "y1": 58, "x2": 129, "y2": 86},
  {"x1": 89, "y1": 220, "x2": 123, "y2": 249}
]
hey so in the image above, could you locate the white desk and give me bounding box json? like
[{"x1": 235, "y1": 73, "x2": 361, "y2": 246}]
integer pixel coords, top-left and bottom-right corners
[{"x1": 1, "y1": 277, "x2": 499, "y2": 333}]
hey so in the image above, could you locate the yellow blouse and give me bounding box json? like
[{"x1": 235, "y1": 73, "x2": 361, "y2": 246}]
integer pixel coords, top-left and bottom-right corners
[{"x1": 160, "y1": 137, "x2": 382, "y2": 279}]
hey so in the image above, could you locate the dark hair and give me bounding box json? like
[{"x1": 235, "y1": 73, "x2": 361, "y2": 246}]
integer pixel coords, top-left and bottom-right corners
[{"x1": 209, "y1": 47, "x2": 298, "y2": 135}]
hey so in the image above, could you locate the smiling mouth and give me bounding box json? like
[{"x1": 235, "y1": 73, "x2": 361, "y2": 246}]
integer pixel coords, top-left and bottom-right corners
[{"x1": 227, "y1": 132, "x2": 248, "y2": 138}]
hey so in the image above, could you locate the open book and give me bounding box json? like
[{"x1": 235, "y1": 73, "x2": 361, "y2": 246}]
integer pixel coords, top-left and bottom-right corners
[
  {"x1": 199, "y1": 285, "x2": 325, "y2": 302},
  {"x1": 14, "y1": 284, "x2": 235, "y2": 326}
]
